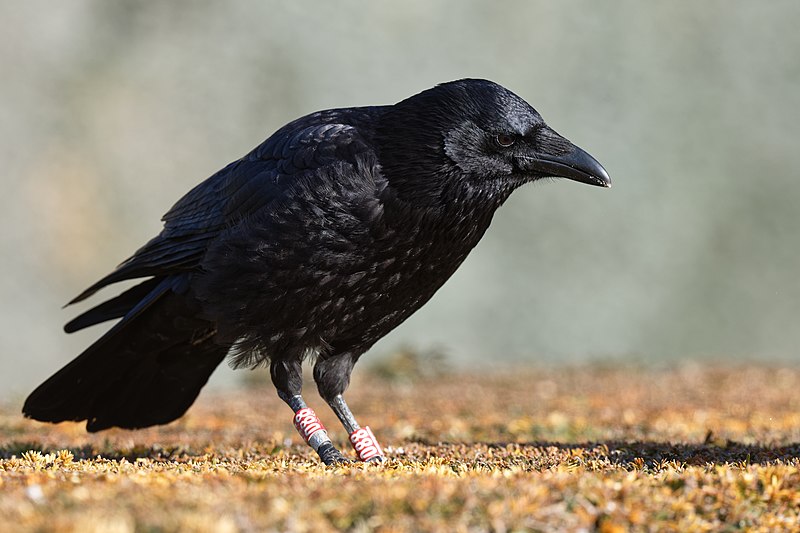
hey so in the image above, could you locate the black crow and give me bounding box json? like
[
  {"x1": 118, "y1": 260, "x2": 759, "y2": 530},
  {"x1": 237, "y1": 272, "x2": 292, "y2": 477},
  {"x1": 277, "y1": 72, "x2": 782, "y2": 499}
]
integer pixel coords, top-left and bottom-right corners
[{"x1": 23, "y1": 79, "x2": 610, "y2": 464}]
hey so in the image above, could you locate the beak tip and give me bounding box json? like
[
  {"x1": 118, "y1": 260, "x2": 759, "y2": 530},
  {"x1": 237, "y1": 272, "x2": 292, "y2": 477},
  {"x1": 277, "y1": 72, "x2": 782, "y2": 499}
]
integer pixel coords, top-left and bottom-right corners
[{"x1": 586, "y1": 156, "x2": 611, "y2": 188}]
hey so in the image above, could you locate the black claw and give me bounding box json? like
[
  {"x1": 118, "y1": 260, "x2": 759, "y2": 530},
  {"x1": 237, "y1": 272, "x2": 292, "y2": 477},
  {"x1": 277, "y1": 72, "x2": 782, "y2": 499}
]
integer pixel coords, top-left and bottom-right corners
[{"x1": 317, "y1": 442, "x2": 351, "y2": 466}]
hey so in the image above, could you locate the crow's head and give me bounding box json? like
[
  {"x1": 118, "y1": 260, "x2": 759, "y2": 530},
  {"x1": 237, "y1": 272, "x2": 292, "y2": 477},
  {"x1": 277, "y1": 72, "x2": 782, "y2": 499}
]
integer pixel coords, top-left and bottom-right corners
[{"x1": 376, "y1": 78, "x2": 610, "y2": 206}]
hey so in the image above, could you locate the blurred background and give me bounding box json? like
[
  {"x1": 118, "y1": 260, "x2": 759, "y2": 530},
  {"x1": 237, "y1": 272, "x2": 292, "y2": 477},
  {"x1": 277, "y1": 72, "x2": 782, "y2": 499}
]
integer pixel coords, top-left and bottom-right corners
[{"x1": 2, "y1": 1, "x2": 799, "y2": 399}]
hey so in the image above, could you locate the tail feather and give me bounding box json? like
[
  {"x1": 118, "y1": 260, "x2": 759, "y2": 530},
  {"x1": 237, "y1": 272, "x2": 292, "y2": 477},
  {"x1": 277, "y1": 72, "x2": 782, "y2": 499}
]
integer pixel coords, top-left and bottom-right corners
[
  {"x1": 24, "y1": 276, "x2": 229, "y2": 431},
  {"x1": 64, "y1": 278, "x2": 163, "y2": 333}
]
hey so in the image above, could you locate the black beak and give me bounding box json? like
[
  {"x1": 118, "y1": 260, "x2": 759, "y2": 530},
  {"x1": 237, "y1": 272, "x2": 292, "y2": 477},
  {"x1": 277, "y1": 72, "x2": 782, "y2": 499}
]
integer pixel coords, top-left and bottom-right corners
[{"x1": 524, "y1": 141, "x2": 612, "y2": 188}]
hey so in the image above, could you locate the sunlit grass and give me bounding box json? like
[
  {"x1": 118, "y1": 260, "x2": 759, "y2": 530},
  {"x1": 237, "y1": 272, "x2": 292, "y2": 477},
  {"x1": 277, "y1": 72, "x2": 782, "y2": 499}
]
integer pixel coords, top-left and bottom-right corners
[{"x1": 2, "y1": 362, "x2": 799, "y2": 531}]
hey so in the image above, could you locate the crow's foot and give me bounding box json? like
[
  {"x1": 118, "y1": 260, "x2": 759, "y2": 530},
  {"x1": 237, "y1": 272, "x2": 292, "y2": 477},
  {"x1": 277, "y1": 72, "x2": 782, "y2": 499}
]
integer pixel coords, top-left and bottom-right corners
[{"x1": 317, "y1": 442, "x2": 351, "y2": 466}]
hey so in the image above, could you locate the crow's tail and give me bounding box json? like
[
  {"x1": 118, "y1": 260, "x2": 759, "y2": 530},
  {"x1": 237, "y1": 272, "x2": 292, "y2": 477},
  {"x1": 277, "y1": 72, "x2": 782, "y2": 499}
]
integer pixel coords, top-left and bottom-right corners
[{"x1": 23, "y1": 276, "x2": 229, "y2": 432}]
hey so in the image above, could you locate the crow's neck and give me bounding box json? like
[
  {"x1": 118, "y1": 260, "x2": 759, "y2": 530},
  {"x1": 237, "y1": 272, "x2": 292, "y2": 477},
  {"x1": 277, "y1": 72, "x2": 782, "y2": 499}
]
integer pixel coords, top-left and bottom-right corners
[{"x1": 377, "y1": 170, "x2": 516, "y2": 254}]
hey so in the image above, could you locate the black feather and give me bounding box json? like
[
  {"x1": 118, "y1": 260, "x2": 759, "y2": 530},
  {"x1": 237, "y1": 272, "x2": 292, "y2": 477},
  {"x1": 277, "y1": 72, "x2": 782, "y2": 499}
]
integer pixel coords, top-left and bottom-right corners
[{"x1": 64, "y1": 278, "x2": 162, "y2": 333}]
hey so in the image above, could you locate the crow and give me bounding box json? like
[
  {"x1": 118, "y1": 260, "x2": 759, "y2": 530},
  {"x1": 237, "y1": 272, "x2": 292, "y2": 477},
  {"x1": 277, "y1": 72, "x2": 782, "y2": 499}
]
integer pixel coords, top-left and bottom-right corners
[{"x1": 23, "y1": 79, "x2": 610, "y2": 464}]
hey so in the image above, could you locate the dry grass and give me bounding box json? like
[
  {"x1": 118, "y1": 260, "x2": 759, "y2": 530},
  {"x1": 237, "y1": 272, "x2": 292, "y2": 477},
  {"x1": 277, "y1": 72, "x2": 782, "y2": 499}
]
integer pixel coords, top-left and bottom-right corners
[{"x1": 2, "y1": 362, "x2": 800, "y2": 532}]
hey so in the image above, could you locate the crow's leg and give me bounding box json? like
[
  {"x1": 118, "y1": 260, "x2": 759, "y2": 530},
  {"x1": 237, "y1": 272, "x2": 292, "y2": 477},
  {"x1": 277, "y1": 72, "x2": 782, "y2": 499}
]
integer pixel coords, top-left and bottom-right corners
[
  {"x1": 270, "y1": 359, "x2": 349, "y2": 465},
  {"x1": 314, "y1": 354, "x2": 386, "y2": 462},
  {"x1": 328, "y1": 394, "x2": 385, "y2": 462}
]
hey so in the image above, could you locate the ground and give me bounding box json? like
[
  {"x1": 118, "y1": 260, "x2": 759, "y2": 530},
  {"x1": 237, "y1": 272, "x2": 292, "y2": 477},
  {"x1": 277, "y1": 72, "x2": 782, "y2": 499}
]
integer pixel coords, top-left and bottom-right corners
[{"x1": 2, "y1": 360, "x2": 799, "y2": 532}]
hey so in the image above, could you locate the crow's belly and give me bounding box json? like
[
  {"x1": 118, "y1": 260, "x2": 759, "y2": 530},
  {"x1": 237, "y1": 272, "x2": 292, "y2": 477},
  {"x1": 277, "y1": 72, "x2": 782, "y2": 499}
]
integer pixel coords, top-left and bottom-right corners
[
  {"x1": 318, "y1": 269, "x2": 449, "y2": 350},
  {"x1": 262, "y1": 252, "x2": 462, "y2": 356},
  {"x1": 198, "y1": 211, "x2": 488, "y2": 362}
]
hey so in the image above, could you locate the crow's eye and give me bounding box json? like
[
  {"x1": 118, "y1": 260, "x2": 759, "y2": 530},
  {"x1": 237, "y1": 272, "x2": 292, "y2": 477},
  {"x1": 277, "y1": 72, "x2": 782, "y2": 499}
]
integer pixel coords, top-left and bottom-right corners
[{"x1": 495, "y1": 134, "x2": 515, "y2": 148}]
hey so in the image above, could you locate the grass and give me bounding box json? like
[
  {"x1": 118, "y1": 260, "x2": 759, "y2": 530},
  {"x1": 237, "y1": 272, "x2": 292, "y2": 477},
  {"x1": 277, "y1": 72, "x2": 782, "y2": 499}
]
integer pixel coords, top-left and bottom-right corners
[{"x1": 2, "y1": 361, "x2": 799, "y2": 532}]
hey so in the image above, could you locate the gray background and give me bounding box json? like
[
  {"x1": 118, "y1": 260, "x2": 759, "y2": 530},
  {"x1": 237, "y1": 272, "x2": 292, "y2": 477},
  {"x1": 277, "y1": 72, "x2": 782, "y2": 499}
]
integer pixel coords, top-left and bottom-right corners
[{"x1": 2, "y1": 2, "x2": 799, "y2": 399}]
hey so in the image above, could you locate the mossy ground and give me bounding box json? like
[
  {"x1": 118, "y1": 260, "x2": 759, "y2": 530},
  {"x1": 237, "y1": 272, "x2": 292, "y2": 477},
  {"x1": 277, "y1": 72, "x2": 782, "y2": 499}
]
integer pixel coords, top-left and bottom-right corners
[{"x1": 2, "y1": 362, "x2": 799, "y2": 532}]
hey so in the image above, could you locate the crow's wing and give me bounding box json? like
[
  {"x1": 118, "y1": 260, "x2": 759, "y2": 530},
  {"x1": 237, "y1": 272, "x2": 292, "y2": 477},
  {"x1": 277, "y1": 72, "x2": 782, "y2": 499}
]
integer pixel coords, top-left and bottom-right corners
[{"x1": 68, "y1": 114, "x2": 377, "y2": 305}]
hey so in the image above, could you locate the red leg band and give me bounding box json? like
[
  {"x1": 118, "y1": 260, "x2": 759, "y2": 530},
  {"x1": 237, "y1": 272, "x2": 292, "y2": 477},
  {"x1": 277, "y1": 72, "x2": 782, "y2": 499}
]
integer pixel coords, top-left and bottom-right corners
[
  {"x1": 293, "y1": 407, "x2": 326, "y2": 444},
  {"x1": 349, "y1": 426, "x2": 384, "y2": 461}
]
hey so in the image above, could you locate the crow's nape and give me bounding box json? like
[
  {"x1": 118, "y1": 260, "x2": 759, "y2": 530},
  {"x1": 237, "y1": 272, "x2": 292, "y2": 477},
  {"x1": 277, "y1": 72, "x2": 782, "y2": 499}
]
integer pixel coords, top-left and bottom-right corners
[{"x1": 24, "y1": 283, "x2": 229, "y2": 431}]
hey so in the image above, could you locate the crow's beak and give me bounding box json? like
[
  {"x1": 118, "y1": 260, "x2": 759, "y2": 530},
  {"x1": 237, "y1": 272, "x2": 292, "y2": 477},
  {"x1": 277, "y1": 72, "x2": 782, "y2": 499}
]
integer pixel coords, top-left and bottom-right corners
[{"x1": 525, "y1": 143, "x2": 612, "y2": 188}]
